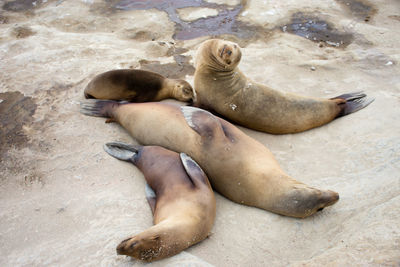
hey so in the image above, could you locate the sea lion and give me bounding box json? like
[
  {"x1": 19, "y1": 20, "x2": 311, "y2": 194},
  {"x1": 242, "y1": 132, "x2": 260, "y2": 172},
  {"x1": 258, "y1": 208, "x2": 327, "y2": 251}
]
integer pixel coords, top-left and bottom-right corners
[
  {"x1": 193, "y1": 39, "x2": 374, "y2": 134},
  {"x1": 103, "y1": 142, "x2": 215, "y2": 262},
  {"x1": 84, "y1": 69, "x2": 196, "y2": 103},
  {"x1": 81, "y1": 100, "x2": 339, "y2": 218}
]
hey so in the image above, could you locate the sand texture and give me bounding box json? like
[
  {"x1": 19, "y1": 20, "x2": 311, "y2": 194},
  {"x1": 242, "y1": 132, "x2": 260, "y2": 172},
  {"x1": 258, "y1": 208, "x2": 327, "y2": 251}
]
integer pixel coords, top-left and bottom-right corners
[{"x1": 0, "y1": 0, "x2": 399, "y2": 266}]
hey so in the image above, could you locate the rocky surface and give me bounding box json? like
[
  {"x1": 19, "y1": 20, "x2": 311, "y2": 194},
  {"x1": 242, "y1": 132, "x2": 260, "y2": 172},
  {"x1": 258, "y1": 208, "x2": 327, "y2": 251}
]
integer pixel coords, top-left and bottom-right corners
[{"x1": 0, "y1": 0, "x2": 399, "y2": 266}]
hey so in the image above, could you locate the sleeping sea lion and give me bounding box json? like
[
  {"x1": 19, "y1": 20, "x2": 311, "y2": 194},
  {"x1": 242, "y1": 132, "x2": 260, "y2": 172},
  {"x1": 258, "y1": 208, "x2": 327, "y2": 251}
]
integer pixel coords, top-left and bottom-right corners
[
  {"x1": 81, "y1": 100, "x2": 339, "y2": 218},
  {"x1": 193, "y1": 39, "x2": 374, "y2": 134},
  {"x1": 103, "y1": 142, "x2": 215, "y2": 262},
  {"x1": 84, "y1": 69, "x2": 196, "y2": 103}
]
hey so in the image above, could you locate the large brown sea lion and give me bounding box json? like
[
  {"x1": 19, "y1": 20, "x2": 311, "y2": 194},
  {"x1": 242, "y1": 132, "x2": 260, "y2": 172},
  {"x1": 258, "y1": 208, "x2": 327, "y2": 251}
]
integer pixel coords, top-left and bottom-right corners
[
  {"x1": 103, "y1": 142, "x2": 215, "y2": 262},
  {"x1": 81, "y1": 100, "x2": 339, "y2": 218},
  {"x1": 84, "y1": 69, "x2": 196, "y2": 103},
  {"x1": 193, "y1": 39, "x2": 374, "y2": 134}
]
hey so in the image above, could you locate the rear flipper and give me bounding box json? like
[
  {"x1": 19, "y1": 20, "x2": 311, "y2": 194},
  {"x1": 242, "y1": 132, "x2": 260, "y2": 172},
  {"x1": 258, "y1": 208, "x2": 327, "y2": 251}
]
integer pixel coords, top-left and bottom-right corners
[
  {"x1": 80, "y1": 99, "x2": 121, "y2": 118},
  {"x1": 331, "y1": 91, "x2": 374, "y2": 117},
  {"x1": 103, "y1": 142, "x2": 141, "y2": 162}
]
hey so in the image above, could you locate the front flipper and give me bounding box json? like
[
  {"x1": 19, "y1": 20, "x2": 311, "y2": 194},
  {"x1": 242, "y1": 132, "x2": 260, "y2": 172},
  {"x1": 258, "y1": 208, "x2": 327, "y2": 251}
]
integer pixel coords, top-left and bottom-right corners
[
  {"x1": 180, "y1": 153, "x2": 209, "y2": 187},
  {"x1": 181, "y1": 106, "x2": 230, "y2": 142},
  {"x1": 145, "y1": 183, "x2": 157, "y2": 215},
  {"x1": 103, "y1": 142, "x2": 141, "y2": 162},
  {"x1": 104, "y1": 142, "x2": 156, "y2": 213}
]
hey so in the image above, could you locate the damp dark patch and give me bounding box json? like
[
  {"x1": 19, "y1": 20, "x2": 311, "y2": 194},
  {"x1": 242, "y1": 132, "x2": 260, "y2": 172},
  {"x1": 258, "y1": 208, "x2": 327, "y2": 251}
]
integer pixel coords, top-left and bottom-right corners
[
  {"x1": 0, "y1": 91, "x2": 37, "y2": 155},
  {"x1": 2, "y1": 0, "x2": 46, "y2": 12},
  {"x1": 11, "y1": 26, "x2": 35, "y2": 38},
  {"x1": 0, "y1": 14, "x2": 9, "y2": 24},
  {"x1": 114, "y1": 0, "x2": 266, "y2": 41},
  {"x1": 89, "y1": 1, "x2": 119, "y2": 16},
  {"x1": 167, "y1": 46, "x2": 189, "y2": 57},
  {"x1": 281, "y1": 12, "x2": 353, "y2": 48},
  {"x1": 139, "y1": 55, "x2": 195, "y2": 79},
  {"x1": 138, "y1": 41, "x2": 194, "y2": 78},
  {"x1": 388, "y1": 15, "x2": 400, "y2": 22},
  {"x1": 335, "y1": 0, "x2": 376, "y2": 22},
  {"x1": 124, "y1": 29, "x2": 160, "y2": 42}
]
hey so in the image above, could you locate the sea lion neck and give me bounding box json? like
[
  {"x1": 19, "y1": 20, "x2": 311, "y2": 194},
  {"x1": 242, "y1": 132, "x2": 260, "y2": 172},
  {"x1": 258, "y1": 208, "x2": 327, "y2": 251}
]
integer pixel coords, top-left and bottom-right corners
[
  {"x1": 201, "y1": 51, "x2": 230, "y2": 72},
  {"x1": 213, "y1": 68, "x2": 247, "y2": 94},
  {"x1": 161, "y1": 78, "x2": 177, "y2": 99}
]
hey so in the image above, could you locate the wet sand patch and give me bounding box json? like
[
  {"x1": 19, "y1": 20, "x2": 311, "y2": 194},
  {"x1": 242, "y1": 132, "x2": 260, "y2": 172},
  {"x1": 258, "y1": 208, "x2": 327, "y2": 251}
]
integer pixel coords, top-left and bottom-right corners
[
  {"x1": 281, "y1": 12, "x2": 353, "y2": 48},
  {"x1": 139, "y1": 54, "x2": 195, "y2": 79},
  {"x1": 114, "y1": 0, "x2": 266, "y2": 41},
  {"x1": 335, "y1": 0, "x2": 376, "y2": 22},
  {"x1": 2, "y1": 0, "x2": 47, "y2": 12},
  {"x1": 11, "y1": 25, "x2": 35, "y2": 38},
  {"x1": 0, "y1": 91, "x2": 37, "y2": 155}
]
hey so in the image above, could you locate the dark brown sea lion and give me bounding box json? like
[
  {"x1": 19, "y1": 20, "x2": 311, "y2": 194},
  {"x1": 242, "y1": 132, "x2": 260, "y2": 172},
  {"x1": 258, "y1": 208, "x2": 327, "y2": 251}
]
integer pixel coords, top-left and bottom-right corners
[
  {"x1": 81, "y1": 100, "x2": 339, "y2": 218},
  {"x1": 84, "y1": 69, "x2": 196, "y2": 103},
  {"x1": 103, "y1": 142, "x2": 215, "y2": 262},
  {"x1": 193, "y1": 39, "x2": 374, "y2": 134}
]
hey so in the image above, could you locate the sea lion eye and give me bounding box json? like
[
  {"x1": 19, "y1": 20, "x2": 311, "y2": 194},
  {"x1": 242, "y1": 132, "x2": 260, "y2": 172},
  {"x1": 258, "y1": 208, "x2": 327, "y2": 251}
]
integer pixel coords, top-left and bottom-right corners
[
  {"x1": 226, "y1": 50, "x2": 232, "y2": 56},
  {"x1": 151, "y1": 235, "x2": 160, "y2": 241}
]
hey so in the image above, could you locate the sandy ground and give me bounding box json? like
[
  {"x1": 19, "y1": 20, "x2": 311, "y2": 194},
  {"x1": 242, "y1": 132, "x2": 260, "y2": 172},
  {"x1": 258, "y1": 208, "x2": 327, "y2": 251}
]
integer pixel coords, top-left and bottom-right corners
[{"x1": 0, "y1": 0, "x2": 399, "y2": 266}]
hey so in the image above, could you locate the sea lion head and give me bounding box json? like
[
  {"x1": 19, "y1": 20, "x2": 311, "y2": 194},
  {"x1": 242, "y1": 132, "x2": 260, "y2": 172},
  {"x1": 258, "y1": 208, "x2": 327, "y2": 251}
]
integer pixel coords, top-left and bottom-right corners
[
  {"x1": 197, "y1": 39, "x2": 242, "y2": 71},
  {"x1": 171, "y1": 79, "x2": 197, "y2": 103}
]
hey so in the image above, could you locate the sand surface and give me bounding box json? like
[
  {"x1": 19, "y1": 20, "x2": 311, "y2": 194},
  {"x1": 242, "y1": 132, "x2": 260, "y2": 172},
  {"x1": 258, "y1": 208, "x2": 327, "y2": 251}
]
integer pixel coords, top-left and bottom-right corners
[{"x1": 0, "y1": 0, "x2": 399, "y2": 266}]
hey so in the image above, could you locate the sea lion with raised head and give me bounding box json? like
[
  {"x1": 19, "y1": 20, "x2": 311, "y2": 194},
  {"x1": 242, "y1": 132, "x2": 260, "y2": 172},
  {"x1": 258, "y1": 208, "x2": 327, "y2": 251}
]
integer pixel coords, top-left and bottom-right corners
[
  {"x1": 84, "y1": 69, "x2": 196, "y2": 103},
  {"x1": 193, "y1": 39, "x2": 374, "y2": 134},
  {"x1": 103, "y1": 142, "x2": 215, "y2": 262},
  {"x1": 81, "y1": 100, "x2": 339, "y2": 218}
]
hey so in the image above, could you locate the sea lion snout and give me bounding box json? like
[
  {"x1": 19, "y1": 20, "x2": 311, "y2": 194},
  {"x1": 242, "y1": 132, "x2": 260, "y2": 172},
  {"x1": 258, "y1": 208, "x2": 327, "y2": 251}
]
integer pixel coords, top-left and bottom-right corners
[
  {"x1": 277, "y1": 187, "x2": 340, "y2": 218},
  {"x1": 320, "y1": 190, "x2": 340, "y2": 207},
  {"x1": 314, "y1": 190, "x2": 339, "y2": 213},
  {"x1": 303, "y1": 189, "x2": 339, "y2": 217}
]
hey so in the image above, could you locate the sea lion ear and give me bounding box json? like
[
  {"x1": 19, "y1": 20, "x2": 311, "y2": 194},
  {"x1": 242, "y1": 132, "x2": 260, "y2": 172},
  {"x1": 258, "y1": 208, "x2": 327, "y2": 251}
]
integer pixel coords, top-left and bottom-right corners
[
  {"x1": 180, "y1": 106, "x2": 223, "y2": 139},
  {"x1": 180, "y1": 153, "x2": 208, "y2": 186}
]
